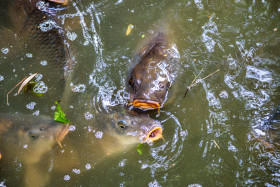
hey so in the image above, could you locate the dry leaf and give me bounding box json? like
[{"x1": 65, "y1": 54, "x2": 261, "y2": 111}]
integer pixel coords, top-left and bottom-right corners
[
  {"x1": 17, "y1": 73, "x2": 38, "y2": 94},
  {"x1": 6, "y1": 76, "x2": 28, "y2": 105}
]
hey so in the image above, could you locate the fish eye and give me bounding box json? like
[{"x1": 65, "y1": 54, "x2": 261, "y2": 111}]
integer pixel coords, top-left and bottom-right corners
[
  {"x1": 167, "y1": 82, "x2": 171, "y2": 89},
  {"x1": 28, "y1": 132, "x2": 39, "y2": 140},
  {"x1": 117, "y1": 120, "x2": 127, "y2": 129}
]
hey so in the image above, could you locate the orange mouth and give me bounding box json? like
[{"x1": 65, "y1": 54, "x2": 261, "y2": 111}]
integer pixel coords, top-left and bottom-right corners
[
  {"x1": 48, "y1": 0, "x2": 69, "y2": 5},
  {"x1": 144, "y1": 127, "x2": 163, "y2": 142},
  {"x1": 129, "y1": 99, "x2": 160, "y2": 110}
]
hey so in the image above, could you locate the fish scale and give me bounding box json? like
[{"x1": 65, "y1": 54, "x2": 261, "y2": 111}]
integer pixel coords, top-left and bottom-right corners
[
  {"x1": 20, "y1": 1, "x2": 67, "y2": 70},
  {"x1": 5, "y1": 0, "x2": 71, "y2": 95}
]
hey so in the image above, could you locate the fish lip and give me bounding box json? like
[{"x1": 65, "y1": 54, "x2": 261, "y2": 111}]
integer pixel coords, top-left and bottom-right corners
[
  {"x1": 142, "y1": 126, "x2": 163, "y2": 143},
  {"x1": 55, "y1": 123, "x2": 69, "y2": 143},
  {"x1": 129, "y1": 99, "x2": 160, "y2": 110}
]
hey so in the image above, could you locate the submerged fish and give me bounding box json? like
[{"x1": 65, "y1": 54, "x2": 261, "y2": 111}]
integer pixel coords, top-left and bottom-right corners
[
  {"x1": 0, "y1": 113, "x2": 69, "y2": 163},
  {"x1": 6, "y1": 0, "x2": 71, "y2": 95},
  {"x1": 128, "y1": 32, "x2": 179, "y2": 111},
  {"x1": 254, "y1": 105, "x2": 280, "y2": 151},
  {"x1": 0, "y1": 113, "x2": 69, "y2": 187},
  {"x1": 48, "y1": 106, "x2": 163, "y2": 177},
  {"x1": 10, "y1": 0, "x2": 69, "y2": 66},
  {"x1": 266, "y1": 105, "x2": 280, "y2": 146}
]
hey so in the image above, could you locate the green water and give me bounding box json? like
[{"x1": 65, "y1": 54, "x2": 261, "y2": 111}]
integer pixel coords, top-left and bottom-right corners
[{"x1": 0, "y1": 0, "x2": 280, "y2": 186}]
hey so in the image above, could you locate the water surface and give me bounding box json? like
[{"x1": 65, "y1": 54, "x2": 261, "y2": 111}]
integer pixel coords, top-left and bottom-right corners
[{"x1": 0, "y1": 0, "x2": 280, "y2": 186}]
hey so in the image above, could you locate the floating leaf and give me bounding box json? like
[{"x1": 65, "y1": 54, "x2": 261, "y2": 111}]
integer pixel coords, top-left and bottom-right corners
[
  {"x1": 23, "y1": 81, "x2": 47, "y2": 97},
  {"x1": 137, "y1": 143, "x2": 143, "y2": 155},
  {"x1": 54, "y1": 101, "x2": 70, "y2": 124}
]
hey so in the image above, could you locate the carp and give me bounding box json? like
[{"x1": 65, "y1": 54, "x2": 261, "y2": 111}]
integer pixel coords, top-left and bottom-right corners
[
  {"x1": 265, "y1": 105, "x2": 280, "y2": 147},
  {"x1": 0, "y1": 113, "x2": 69, "y2": 186},
  {"x1": 48, "y1": 106, "x2": 163, "y2": 181},
  {"x1": 128, "y1": 32, "x2": 180, "y2": 111},
  {"x1": 3, "y1": 0, "x2": 71, "y2": 96},
  {"x1": 97, "y1": 107, "x2": 163, "y2": 146},
  {"x1": 254, "y1": 105, "x2": 280, "y2": 151}
]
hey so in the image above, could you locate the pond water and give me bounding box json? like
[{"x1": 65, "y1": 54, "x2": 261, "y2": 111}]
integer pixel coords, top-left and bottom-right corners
[{"x1": 0, "y1": 0, "x2": 280, "y2": 186}]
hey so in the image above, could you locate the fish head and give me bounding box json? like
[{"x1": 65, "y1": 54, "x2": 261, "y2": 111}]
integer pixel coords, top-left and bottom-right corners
[
  {"x1": 21, "y1": 118, "x2": 68, "y2": 146},
  {"x1": 107, "y1": 110, "x2": 163, "y2": 145},
  {"x1": 20, "y1": 119, "x2": 69, "y2": 163},
  {"x1": 128, "y1": 61, "x2": 171, "y2": 110},
  {"x1": 0, "y1": 114, "x2": 69, "y2": 163}
]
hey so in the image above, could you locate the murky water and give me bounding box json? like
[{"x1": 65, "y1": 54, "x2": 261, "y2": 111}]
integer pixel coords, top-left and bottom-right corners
[{"x1": 1, "y1": 0, "x2": 280, "y2": 186}]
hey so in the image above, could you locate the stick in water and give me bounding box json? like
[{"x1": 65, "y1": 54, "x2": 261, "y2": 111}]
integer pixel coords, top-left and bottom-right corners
[
  {"x1": 183, "y1": 69, "x2": 220, "y2": 98},
  {"x1": 183, "y1": 68, "x2": 204, "y2": 98},
  {"x1": 7, "y1": 76, "x2": 28, "y2": 105}
]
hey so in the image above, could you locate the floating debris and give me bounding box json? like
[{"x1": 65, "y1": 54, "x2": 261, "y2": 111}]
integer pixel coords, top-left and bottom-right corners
[
  {"x1": 184, "y1": 69, "x2": 220, "y2": 98},
  {"x1": 23, "y1": 81, "x2": 48, "y2": 97},
  {"x1": 54, "y1": 101, "x2": 70, "y2": 124},
  {"x1": 17, "y1": 73, "x2": 38, "y2": 94},
  {"x1": 183, "y1": 69, "x2": 203, "y2": 98},
  {"x1": 6, "y1": 75, "x2": 29, "y2": 105},
  {"x1": 213, "y1": 140, "x2": 220, "y2": 149},
  {"x1": 126, "y1": 24, "x2": 134, "y2": 36},
  {"x1": 137, "y1": 143, "x2": 143, "y2": 155}
]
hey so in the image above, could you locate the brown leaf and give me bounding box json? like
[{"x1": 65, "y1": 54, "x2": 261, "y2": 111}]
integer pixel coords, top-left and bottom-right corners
[{"x1": 17, "y1": 73, "x2": 38, "y2": 94}]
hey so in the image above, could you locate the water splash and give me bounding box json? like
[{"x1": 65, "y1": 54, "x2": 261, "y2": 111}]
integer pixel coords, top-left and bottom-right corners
[{"x1": 140, "y1": 111, "x2": 187, "y2": 177}]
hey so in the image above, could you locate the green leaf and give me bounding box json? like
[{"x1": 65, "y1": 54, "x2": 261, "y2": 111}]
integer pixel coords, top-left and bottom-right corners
[
  {"x1": 54, "y1": 101, "x2": 70, "y2": 124},
  {"x1": 23, "y1": 81, "x2": 46, "y2": 97},
  {"x1": 137, "y1": 143, "x2": 143, "y2": 155}
]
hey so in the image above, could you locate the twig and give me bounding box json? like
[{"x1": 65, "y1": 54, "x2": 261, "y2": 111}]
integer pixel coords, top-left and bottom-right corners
[
  {"x1": 212, "y1": 140, "x2": 220, "y2": 149},
  {"x1": 191, "y1": 69, "x2": 220, "y2": 88},
  {"x1": 190, "y1": 68, "x2": 204, "y2": 87},
  {"x1": 183, "y1": 69, "x2": 220, "y2": 98},
  {"x1": 17, "y1": 73, "x2": 38, "y2": 94},
  {"x1": 183, "y1": 68, "x2": 203, "y2": 98},
  {"x1": 6, "y1": 76, "x2": 28, "y2": 105}
]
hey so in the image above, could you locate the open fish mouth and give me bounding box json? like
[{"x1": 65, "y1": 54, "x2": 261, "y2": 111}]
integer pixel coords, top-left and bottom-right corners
[
  {"x1": 144, "y1": 127, "x2": 163, "y2": 142},
  {"x1": 129, "y1": 99, "x2": 160, "y2": 110},
  {"x1": 55, "y1": 123, "x2": 69, "y2": 147}
]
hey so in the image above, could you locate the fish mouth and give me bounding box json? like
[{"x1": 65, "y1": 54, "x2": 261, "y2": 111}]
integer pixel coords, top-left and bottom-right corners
[
  {"x1": 144, "y1": 127, "x2": 163, "y2": 142},
  {"x1": 129, "y1": 99, "x2": 160, "y2": 110},
  {"x1": 55, "y1": 124, "x2": 69, "y2": 148}
]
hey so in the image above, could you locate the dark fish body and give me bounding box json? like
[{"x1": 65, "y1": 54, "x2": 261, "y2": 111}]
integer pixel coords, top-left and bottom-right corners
[
  {"x1": 13, "y1": 0, "x2": 69, "y2": 66},
  {"x1": 128, "y1": 32, "x2": 179, "y2": 110},
  {"x1": 266, "y1": 105, "x2": 280, "y2": 144},
  {"x1": 6, "y1": 0, "x2": 70, "y2": 94}
]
